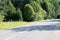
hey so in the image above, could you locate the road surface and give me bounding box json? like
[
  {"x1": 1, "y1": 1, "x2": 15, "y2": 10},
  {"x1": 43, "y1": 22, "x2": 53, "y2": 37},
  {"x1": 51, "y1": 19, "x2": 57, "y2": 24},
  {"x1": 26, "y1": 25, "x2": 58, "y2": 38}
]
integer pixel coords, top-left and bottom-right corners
[
  {"x1": 0, "y1": 21, "x2": 60, "y2": 40},
  {"x1": 0, "y1": 30, "x2": 60, "y2": 40}
]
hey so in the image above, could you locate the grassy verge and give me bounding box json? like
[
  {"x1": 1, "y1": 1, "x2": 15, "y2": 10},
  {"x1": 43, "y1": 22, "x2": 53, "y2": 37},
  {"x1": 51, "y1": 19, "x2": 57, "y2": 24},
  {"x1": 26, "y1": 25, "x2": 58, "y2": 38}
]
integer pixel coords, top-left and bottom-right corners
[{"x1": 0, "y1": 21, "x2": 29, "y2": 29}]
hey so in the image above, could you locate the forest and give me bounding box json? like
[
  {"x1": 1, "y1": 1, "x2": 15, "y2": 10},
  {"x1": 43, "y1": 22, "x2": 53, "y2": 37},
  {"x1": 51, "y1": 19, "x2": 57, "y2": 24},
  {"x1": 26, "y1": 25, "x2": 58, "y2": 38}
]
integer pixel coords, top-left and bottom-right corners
[{"x1": 0, "y1": 0, "x2": 60, "y2": 22}]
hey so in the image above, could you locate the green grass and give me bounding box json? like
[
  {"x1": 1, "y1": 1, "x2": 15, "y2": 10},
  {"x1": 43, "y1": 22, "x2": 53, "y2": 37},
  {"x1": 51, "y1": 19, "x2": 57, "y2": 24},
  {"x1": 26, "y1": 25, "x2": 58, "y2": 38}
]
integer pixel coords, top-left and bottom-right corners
[{"x1": 0, "y1": 22, "x2": 29, "y2": 29}]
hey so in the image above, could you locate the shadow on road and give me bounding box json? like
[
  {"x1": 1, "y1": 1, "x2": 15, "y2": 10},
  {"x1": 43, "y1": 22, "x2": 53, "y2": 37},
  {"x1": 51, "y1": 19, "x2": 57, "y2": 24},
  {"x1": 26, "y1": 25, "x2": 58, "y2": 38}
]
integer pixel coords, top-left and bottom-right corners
[{"x1": 10, "y1": 25, "x2": 60, "y2": 32}]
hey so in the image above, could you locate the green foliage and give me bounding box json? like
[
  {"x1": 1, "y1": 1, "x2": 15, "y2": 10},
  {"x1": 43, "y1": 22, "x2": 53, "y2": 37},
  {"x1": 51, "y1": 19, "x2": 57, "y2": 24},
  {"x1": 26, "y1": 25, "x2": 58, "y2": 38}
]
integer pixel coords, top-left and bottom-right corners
[
  {"x1": 0, "y1": 11, "x2": 4, "y2": 22},
  {"x1": 2, "y1": 0, "x2": 23, "y2": 21},
  {"x1": 23, "y1": 4, "x2": 35, "y2": 22},
  {"x1": 44, "y1": 0, "x2": 56, "y2": 19},
  {"x1": 4, "y1": 11, "x2": 13, "y2": 21},
  {"x1": 3, "y1": 0, "x2": 16, "y2": 21},
  {"x1": 4, "y1": 10, "x2": 23, "y2": 21},
  {"x1": 8, "y1": 0, "x2": 16, "y2": 13},
  {"x1": 33, "y1": 1, "x2": 47, "y2": 21},
  {"x1": 52, "y1": 0, "x2": 60, "y2": 18},
  {"x1": 16, "y1": 8, "x2": 23, "y2": 21},
  {"x1": 0, "y1": 0, "x2": 60, "y2": 22}
]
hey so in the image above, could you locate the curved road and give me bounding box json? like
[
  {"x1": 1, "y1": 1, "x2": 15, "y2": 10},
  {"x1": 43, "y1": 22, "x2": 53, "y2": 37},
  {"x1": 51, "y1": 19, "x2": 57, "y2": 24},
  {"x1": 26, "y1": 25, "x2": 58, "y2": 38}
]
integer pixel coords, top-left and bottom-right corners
[{"x1": 0, "y1": 20, "x2": 60, "y2": 40}]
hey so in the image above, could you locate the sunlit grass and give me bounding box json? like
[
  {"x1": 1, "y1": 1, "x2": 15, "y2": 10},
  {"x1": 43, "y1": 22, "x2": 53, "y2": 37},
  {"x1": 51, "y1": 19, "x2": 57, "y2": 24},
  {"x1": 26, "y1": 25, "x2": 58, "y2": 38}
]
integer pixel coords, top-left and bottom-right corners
[{"x1": 0, "y1": 21, "x2": 29, "y2": 29}]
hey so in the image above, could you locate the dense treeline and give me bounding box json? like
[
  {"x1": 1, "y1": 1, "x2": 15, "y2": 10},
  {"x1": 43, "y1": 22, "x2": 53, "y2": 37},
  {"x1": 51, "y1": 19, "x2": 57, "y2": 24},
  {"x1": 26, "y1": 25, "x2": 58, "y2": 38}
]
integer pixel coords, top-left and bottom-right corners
[{"x1": 0, "y1": 0, "x2": 60, "y2": 22}]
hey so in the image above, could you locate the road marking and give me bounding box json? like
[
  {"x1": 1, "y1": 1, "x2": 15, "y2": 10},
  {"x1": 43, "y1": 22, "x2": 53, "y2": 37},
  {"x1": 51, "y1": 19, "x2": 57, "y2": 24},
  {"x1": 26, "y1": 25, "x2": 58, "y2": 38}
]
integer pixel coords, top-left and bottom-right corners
[{"x1": 4, "y1": 34, "x2": 17, "y2": 40}]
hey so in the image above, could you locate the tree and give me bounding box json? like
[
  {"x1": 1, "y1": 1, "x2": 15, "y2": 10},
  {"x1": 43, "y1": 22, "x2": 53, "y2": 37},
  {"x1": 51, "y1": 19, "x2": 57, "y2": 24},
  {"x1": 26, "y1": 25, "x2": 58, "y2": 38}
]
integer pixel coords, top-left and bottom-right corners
[
  {"x1": 16, "y1": 8, "x2": 23, "y2": 21},
  {"x1": 8, "y1": 0, "x2": 16, "y2": 13},
  {"x1": 0, "y1": 0, "x2": 9, "y2": 22},
  {"x1": 0, "y1": 11, "x2": 4, "y2": 22},
  {"x1": 33, "y1": 1, "x2": 47, "y2": 21},
  {"x1": 3, "y1": 0, "x2": 16, "y2": 21},
  {"x1": 4, "y1": 9, "x2": 23, "y2": 21},
  {"x1": 0, "y1": 0, "x2": 60, "y2": 22},
  {"x1": 51, "y1": 0, "x2": 60, "y2": 18},
  {"x1": 23, "y1": 4, "x2": 35, "y2": 22},
  {"x1": 44, "y1": 0, "x2": 56, "y2": 19}
]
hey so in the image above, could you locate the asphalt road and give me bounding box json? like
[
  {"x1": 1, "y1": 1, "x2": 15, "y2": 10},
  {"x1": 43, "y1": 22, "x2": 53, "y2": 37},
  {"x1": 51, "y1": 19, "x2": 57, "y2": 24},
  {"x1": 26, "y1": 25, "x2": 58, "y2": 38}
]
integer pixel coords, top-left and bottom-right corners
[
  {"x1": 0, "y1": 21, "x2": 60, "y2": 40},
  {"x1": 0, "y1": 30, "x2": 60, "y2": 40}
]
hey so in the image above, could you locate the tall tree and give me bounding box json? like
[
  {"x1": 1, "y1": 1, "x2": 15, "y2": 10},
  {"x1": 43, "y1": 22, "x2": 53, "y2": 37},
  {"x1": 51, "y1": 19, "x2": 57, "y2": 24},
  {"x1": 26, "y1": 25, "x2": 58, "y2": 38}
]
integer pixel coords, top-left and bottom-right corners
[
  {"x1": 0, "y1": 11, "x2": 4, "y2": 22},
  {"x1": 52, "y1": 0, "x2": 60, "y2": 18},
  {"x1": 8, "y1": 0, "x2": 16, "y2": 13},
  {"x1": 23, "y1": 4, "x2": 35, "y2": 21},
  {"x1": 33, "y1": 1, "x2": 47, "y2": 21},
  {"x1": 16, "y1": 8, "x2": 23, "y2": 21},
  {"x1": 44, "y1": 0, "x2": 56, "y2": 19}
]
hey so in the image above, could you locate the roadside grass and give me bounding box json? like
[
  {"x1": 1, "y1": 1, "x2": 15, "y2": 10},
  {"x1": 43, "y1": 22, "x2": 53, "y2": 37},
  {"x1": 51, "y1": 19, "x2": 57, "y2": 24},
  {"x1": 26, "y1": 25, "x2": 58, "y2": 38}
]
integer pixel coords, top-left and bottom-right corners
[{"x1": 0, "y1": 21, "x2": 29, "y2": 29}]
